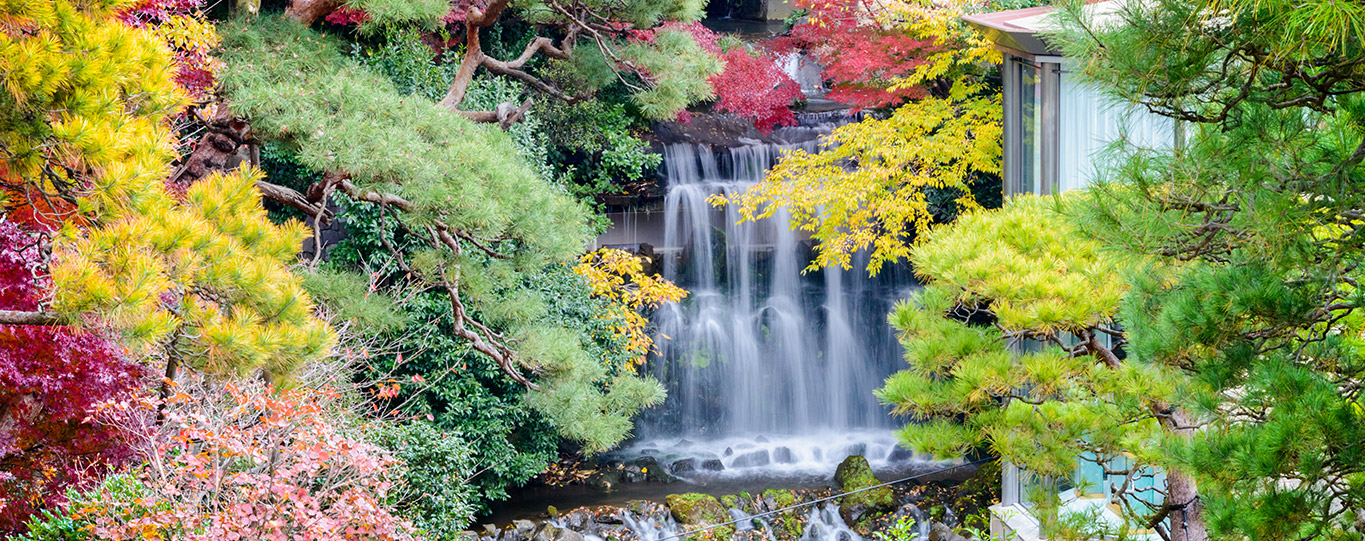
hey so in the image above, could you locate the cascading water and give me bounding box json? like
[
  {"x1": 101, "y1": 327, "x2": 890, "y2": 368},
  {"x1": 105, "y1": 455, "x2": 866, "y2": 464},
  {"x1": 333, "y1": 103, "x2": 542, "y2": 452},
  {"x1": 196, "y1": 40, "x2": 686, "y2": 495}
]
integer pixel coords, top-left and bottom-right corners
[
  {"x1": 570, "y1": 502, "x2": 929, "y2": 541},
  {"x1": 613, "y1": 114, "x2": 928, "y2": 478}
]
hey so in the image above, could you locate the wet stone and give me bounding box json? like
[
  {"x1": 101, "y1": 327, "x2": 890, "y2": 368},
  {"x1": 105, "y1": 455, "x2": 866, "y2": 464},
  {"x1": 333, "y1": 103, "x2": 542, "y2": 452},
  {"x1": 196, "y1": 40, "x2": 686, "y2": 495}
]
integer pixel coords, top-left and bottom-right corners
[
  {"x1": 845, "y1": 443, "x2": 868, "y2": 457},
  {"x1": 672, "y1": 458, "x2": 697, "y2": 474},
  {"x1": 702, "y1": 458, "x2": 725, "y2": 471},
  {"x1": 888, "y1": 447, "x2": 914, "y2": 462},
  {"x1": 773, "y1": 446, "x2": 796, "y2": 464},
  {"x1": 724, "y1": 447, "x2": 735, "y2": 457},
  {"x1": 732, "y1": 450, "x2": 771, "y2": 468},
  {"x1": 755, "y1": 435, "x2": 770, "y2": 443},
  {"x1": 928, "y1": 523, "x2": 969, "y2": 541}
]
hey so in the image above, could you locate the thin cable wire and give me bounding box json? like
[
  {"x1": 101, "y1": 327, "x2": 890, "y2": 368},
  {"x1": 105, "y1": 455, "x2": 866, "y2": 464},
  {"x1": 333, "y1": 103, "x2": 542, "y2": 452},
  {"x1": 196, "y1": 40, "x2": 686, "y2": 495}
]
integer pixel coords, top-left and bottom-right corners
[{"x1": 657, "y1": 458, "x2": 994, "y2": 541}]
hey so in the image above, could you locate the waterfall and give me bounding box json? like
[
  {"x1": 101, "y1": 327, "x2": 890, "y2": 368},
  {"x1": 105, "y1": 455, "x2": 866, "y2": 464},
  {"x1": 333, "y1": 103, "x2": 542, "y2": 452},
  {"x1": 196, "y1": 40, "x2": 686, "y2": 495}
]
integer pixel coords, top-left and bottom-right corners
[
  {"x1": 610, "y1": 114, "x2": 924, "y2": 477},
  {"x1": 572, "y1": 503, "x2": 926, "y2": 541}
]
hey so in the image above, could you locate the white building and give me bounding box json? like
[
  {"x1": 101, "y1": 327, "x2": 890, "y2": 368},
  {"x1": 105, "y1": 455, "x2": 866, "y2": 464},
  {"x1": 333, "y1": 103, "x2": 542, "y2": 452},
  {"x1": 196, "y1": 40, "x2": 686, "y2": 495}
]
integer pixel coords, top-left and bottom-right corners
[{"x1": 963, "y1": 2, "x2": 1177, "y2": 540}]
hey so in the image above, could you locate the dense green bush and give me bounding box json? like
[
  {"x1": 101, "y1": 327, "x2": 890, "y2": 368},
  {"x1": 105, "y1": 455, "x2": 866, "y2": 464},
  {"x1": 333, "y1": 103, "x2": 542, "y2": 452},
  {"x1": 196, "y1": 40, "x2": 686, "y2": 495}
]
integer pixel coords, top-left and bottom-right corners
[
  {"x1": 15, "y1": 476, "x2": 155, "y2": 541},
  {"x1": 373, "y1": 423, "x2": 481, "y2": 540}
]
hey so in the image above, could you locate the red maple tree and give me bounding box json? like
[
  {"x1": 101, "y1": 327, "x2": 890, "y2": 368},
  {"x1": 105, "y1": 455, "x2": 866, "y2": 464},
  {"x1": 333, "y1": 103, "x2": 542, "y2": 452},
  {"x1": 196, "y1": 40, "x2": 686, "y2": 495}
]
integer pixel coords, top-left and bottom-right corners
[
  {"x1": 0, "y1": 221, "x2": 145, "y2": 534},
  {"x1": 641, "y1": 22, "x2": 803, "y2": 132},
  {"x1": 778, "y1": 0, "x2": 938, "y2": 109}
]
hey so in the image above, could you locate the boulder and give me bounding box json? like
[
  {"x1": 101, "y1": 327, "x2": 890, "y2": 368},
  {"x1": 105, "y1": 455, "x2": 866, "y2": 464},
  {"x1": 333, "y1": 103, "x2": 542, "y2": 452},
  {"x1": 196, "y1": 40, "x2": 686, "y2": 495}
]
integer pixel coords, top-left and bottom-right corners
[
  {"x1": 928, "y1": 522, "x2": 969, "y2": 541},
  {"x1": 672, "y1": 458, "x2": 698, "y2": 474},
  {"x1": 732, "y1": 450, "x2": 771, "y2": 468},
  {"x1": 666, "y1": 493, "x2": 734, "y2": 538},
  {"x1": 773, "y1": 447, "x2": 796, "y2": 464},
  {"x1": 667, "y1": 493, "x2": 728, "y2": 524},
  {"x1": 724, "y1": 447, "x2": 735, "y2": 457},
  {"x1": 887, "y1": 447, "x2": 914, "y2": 462},
  {"x1": 702, "y1": 458, "x2": 725, "y2": 471},
  {"x1": 532, "y1": 525, "x2": 585, "y2": 541},
  {"x1": 833, "y1": 455, "x2": 896, "y2": 526},
  {"x1": 623, "y1": 464, "x2": 646, "y2": 483},
  {"x1": 755, "y1": 435, "x2": 770, "y2": 443},
  {"x1": 634, "y1": 456, "x2": 677, "y2": 482},
  {"x1": 586, "y1": 469, "x2": 621, "y2": 490}
]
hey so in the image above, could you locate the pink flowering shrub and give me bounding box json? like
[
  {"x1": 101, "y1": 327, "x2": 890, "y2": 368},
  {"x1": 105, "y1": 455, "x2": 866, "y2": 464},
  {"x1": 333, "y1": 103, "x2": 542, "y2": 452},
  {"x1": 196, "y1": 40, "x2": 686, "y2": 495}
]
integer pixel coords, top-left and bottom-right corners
[{"x1": 78, "y1": 383, "x2": 416, "y2": 541}]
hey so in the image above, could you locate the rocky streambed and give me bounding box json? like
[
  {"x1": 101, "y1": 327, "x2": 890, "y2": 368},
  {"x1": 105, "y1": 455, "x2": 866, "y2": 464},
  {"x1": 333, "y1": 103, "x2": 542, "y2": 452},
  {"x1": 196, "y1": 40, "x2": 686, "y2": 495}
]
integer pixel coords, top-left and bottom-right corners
[{"x1": 473, "y1": 455, "x2": 996, "y2": 541}]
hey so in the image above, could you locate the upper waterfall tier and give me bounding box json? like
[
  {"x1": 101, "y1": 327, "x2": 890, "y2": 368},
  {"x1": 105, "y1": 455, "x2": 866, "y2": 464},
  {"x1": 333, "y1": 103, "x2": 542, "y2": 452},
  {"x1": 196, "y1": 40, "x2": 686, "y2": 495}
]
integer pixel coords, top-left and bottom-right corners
[{"x1": 623, "y1": 121, "x2": 918, "y2": 444}]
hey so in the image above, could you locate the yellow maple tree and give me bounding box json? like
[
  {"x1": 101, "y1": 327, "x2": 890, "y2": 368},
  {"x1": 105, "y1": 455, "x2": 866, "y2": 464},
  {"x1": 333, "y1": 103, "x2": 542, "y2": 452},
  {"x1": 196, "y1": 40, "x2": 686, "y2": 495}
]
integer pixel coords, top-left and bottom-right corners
[
  {"x1": 574, "y1": 248, "x2": 687, "y2": 369},
  {"x1": 713, "y1": 0, "x2": 1034, "y2": 274}
]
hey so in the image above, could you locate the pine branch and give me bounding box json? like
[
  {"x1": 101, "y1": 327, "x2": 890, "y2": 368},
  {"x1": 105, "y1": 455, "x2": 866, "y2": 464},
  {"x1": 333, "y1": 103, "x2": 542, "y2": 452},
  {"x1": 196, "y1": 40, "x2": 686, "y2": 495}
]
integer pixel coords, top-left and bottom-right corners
[
  {"x1": 0, "y1": 310, "x2": 62, "y2": 325},
  {"x1": 365, "y1": 203, "x2": 534, "y2": 389},
  {"x1": 453, "y1": 98, "x2": 535, "y2": 129},
  {"x1": 335, "y1": 179, "x2": 511, "y2": 259},
  {"x1": 256, "y1": 179, "x2": 334, "y2": 224}
]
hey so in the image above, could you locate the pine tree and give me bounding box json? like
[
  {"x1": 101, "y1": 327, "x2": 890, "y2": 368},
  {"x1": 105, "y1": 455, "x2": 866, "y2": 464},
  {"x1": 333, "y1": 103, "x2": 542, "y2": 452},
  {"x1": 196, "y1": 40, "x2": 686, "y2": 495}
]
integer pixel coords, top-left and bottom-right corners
[
  {"x1": 1045, "y1": 0, "x2": 1365, "y2": 537},
  {"x1": 877, "y1": 195, "x2": 1205, "y2": 540},
  {"x1": 275, "y1": 0, "x2": 723, "y2": 124},
  {"x1": 219, "y1": 17, "x2": 666, "y2": 452}
]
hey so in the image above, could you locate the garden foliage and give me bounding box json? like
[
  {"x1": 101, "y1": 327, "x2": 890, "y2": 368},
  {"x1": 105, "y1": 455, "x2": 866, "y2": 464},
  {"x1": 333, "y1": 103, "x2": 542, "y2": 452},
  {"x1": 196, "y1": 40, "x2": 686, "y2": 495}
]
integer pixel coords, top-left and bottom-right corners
[{"x1": 716, "y1": 0, "x2": 1036, "y2": 274}]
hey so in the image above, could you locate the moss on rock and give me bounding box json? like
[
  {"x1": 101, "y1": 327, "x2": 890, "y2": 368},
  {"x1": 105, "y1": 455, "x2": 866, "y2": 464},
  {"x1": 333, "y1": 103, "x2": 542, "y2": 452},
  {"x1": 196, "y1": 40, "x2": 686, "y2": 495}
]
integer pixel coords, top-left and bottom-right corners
[
  {"x1": 666, "y1": 493, "x2": 733, "y2": 541},
  {"x1": 762, "y1": 489, "x2": 798, "y2": 509},
  {"x1": 833, "y1": 455, "x2": 896, "y2": 530}
]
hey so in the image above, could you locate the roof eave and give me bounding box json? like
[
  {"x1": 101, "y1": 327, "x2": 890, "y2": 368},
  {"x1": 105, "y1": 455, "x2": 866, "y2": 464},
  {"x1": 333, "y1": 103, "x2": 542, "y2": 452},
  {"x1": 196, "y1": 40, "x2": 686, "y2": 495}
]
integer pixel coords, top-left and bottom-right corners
[{"x1": 962, "y1": 14, "x2": 1060, "y2": 57}]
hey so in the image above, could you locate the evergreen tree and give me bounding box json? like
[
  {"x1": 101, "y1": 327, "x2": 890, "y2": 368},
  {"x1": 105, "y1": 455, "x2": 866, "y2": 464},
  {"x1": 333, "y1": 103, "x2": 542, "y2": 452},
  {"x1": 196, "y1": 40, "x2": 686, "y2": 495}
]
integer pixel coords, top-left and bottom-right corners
[
  {"x1": 1046, "y1": 0, "x2": 1365, "y2": 537},
  {"x1": 219, "y1": 17, "x2": 666, "y2": 452},
  {"x1": 276, "y1": 0, "x2": 722, "y2": 124},
  {"x1": 0, "y1": 0, "x2": 333, "y2": 379},
  {"x1": 877, "y1": 195, "x2": 1203, "y2": 540}
]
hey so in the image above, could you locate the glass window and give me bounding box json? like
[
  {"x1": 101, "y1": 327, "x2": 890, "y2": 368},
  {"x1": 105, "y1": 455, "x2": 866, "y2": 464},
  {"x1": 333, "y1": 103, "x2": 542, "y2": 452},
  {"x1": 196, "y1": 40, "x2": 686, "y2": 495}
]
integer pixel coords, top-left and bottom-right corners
[{"x1": 1018, "y1": 62, "x2": 1042, "y2": 194}]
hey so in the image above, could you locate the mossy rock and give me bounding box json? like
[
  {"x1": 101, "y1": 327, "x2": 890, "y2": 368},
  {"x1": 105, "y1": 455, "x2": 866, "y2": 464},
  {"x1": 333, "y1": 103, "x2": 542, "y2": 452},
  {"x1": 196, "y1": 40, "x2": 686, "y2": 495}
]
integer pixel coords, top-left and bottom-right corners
[
  {"x1": 834, "y1": 455, "x2": 896, "y2": 529},
  {"x1": 668, "y1": 493, "x2": 727, "y2": 524},
  {"x1": 666, "y1": 493, "x2": 734, "y2": 540},
  {"x1": 762, "y1": 489, "x2": 798, "y2": 509},
  {"x1": 775, "y1": 512, "x2": 804, "y2": 540}
]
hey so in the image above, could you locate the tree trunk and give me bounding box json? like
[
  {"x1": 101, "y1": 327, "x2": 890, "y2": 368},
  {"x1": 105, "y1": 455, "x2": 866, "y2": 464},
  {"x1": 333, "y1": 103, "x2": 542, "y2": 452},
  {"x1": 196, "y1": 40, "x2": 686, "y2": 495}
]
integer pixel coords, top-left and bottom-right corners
[
  {"x1": 1164, "y1": 468, "x2": 1208, "y2": 541},
  {"x1": 1160, "y1": 408, "x2": 1209, "y2": 541},
  {"x1": 284, "y1": 0, "x2": 341, "y2": 25}
]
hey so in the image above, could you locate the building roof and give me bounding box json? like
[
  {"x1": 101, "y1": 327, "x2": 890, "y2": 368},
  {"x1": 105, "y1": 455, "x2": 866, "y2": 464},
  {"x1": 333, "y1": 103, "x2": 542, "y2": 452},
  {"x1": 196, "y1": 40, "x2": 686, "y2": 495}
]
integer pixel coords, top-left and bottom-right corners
[{"x1": 963, "y1": 0, "x2": 1123, "y2": 57}]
